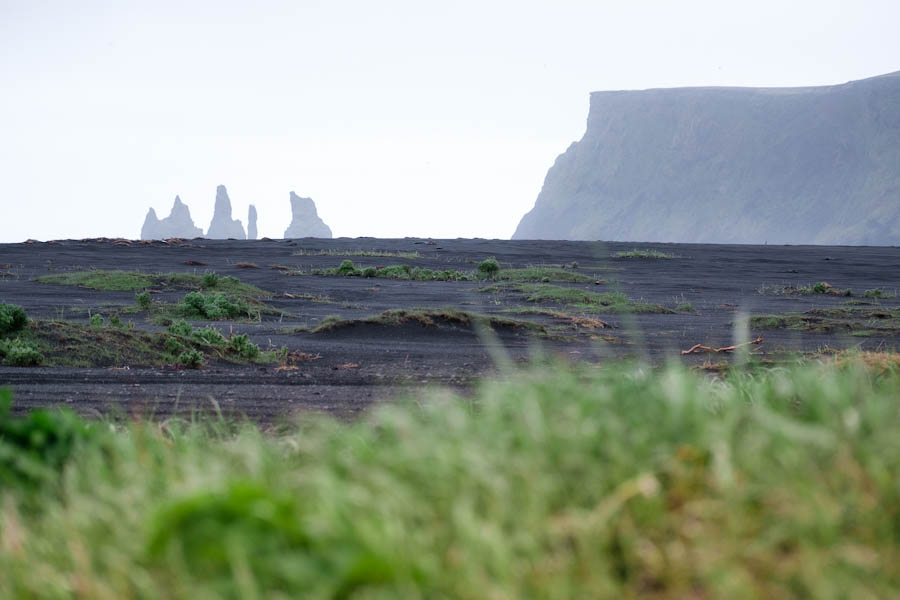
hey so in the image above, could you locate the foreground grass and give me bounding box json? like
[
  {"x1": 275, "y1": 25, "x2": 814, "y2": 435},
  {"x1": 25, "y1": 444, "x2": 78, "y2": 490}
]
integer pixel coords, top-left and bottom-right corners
[{"x1": 2, "y1": 359, "x2": 899, "y2": 597}]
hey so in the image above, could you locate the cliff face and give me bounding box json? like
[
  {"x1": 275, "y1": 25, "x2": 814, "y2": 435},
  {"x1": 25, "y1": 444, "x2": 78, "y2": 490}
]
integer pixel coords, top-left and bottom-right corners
[
  {"x1": 284, "y1": 192, "x2": 332, "y2": 238},
  {"x1": 513, "y1": 71, "x2": 900, "y2": 245},
  {"x1": 140, "y1": 196, "x2": 203, "y2": 240}
]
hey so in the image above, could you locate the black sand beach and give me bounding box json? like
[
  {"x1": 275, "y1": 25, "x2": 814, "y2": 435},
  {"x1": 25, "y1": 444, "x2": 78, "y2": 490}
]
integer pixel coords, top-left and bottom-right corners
[{"x1": 1, "y1": 237, "x2": 898, "y2": 420}]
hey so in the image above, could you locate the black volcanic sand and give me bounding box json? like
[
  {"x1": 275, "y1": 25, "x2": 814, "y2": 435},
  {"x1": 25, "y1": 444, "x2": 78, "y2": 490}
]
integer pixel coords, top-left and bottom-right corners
[{"x1": 1, "y1": 238, "x2": 898, "y2": 420}]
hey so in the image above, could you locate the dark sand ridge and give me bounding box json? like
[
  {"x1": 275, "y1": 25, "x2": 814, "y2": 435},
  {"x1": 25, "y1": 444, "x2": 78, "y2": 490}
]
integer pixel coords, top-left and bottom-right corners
[{"x1": 1, "y1": 238, "x2": 898, "y2": 420}]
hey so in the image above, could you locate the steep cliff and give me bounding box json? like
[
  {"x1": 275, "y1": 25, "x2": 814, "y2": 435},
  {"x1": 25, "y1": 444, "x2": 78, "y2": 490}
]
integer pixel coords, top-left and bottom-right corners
[
  {"x1": 284, "y1": 192, "x2": 332, "y2": 238},
  {"x1": 206, "y1": 185, "x2": 246, "y2": 239},
  {"x1": 513, "y1": 71, "x2": 900, "y2": 245},
  {"x1": 140, "y1": 196, "x2": 203, "y2": 240}
]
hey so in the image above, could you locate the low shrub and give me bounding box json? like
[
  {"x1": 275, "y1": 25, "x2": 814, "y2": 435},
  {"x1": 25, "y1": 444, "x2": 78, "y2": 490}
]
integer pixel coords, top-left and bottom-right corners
[
  {"x1": 135, "y1": 291, "x2": 151, "y2": 309},
  {"x1": 0, "y1": 304, "x2": 28, "y2": 335},
  {"x1": 167, "y1": 320, "x2": 193, "y2": 337},
  {"x1": 477, "y1": 257, "x2": 500, "y2": 277},
  {"x1": 179, "y1": 292, "x2": 250, "y2": 320},
  {"x1": 336, "y1": 260, "x2": 358, "y2": 275},
  {"x1": 90, "y1": 314, "x2": 104, "y2": 328},
  {"x1": 202, "y1": 273, "x2": 220, "y2": 289},
  {"x1": 228, "y1": 333, "x2": 260, "y2": 359},
  {"x1": 177, "y1": 349, "x2": 204, "y2": 369},
  {"x1": 0, "y1": 338, "x2": 44, "y2": 366},
  {"x1": 163, "y1": 336, "x2": 184, "y2": 356},
  {"x1": 193, "y1": 327, "x2": 227, "y2": 347}
]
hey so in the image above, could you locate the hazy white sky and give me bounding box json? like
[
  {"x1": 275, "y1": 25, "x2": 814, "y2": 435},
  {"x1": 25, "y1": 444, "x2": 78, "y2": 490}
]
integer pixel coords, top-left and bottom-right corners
[{"x1": 1, "y1": 0, "x2": 899, "y2": 242}]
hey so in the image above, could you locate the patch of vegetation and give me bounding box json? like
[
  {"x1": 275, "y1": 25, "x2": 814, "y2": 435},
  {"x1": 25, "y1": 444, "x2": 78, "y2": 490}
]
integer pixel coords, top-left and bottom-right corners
[
  {"x1": 311, "y1": 315, "x2": 346, "y2": 333},
  {"x1": 0, "y1": 338, "x2": 44, "y2": 366},
  {"x1": 676, "y1": 303, "x2": 696, "y2": 312},
  {"x1": 758, "y1": 281, "x2": 852, "y2": 296},
  {"x1": 862, "y1": 288, "x2": 896, "y2": 299},
  {"x1": 2, "y1": 360, "x2": 900, "y2": 597},
  {"x1": 313, "y1": 260, "x2": 473, "y2": 281},
  {"x1": 178, "y1": 292, "x2": 252, "y2": 320},
  {"x1": 192, "y1": 326, "x2": 228, "y2": 347},
  {"x1": 228, "y1": 333, "x2": 260, "y2": 359},
  {"x1": 485, "y1": 282, "x2": 671, "y2": 314},
  {"x1": 751, "y1": 306, "x2": 900, "y2": 335},
  {"x1": 5, "y1": 320, "x2": 277, "y2": 368},
  {"x1": 0, "y1": 304, "x2": 28, "y2": 336},
  {"x1": 0, "y1": 305, "x2": 42, "y2": 366},
  {"x1": 177, "y1": 349, "x2": 204, "y2": 369},
  {"x1": 37, "y1": 270, "x2": 269, "y2": 299},
  {"x1": 309, "y1": 308, "x2": 548, "y2": 336},
  {"x1": 477, "y1": 257, "x2": 500, "y2": 278},
  {"x1": 500, "y1": 307, "x2": 614, "y2": 330},
  {"x1": 497, "y1": 267, "x2": 595, "y2": 283},
  {"x1": 293, "y1": 248, "x2": 421, "y2": 259},
  {"x1": 614, "y1": 248, "x2": 677, "y2": 259},
  {"x1": 135, "y1": 291, "x2": 152, "y2": 309}
]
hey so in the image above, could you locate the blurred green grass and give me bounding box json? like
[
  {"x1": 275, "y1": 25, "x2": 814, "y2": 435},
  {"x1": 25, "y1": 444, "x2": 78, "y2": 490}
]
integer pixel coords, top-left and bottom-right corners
[{"x1": 1, "y1": 356, "x2": 899, "y2": 598}]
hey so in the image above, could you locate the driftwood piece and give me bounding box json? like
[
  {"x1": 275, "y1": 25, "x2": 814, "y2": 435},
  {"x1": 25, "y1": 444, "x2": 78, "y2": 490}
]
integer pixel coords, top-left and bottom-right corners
[{"x1": 681, "y1": 335, "x2": 763, "y2": 355}]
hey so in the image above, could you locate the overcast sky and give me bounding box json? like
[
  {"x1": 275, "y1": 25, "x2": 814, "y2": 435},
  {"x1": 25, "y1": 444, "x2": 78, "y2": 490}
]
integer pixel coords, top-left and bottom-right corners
[{"x1": 1, "y1": 0, "x2": 898, "y2": 242}]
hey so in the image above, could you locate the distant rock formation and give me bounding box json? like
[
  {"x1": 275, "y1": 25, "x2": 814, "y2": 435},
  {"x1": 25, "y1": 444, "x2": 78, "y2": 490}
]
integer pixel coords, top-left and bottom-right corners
[
  {"x1": 247, "y1": 205, "x2": 258, "y2": 240},
  {"x1": 513, "y1": 70, "x2": 900, "y2": 245},
  {"x1": 206, "y1": 185, "x2": 246, "y2": 239},
  {"x1": 140, "y1": 196, "x2": 203, "y2": 240},
  {"x1": 283, "y1": 192, "x2": 332, "y2": 238}
]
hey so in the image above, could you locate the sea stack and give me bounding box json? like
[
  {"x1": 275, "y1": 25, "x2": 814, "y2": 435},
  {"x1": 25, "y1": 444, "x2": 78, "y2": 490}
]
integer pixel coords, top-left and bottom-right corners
[
  {"x1": 247, "y1": 205, "x2": 258, "y2": 240},
  {"x1": 206, "y1": 185, "x2": 246, "y2": 239},
  {"x1": 513, "y1": 70, "x2": 900, "y2": 245},
  {"x1": 140, "y1": 196, "x2": 204, "y2": 239},
  {"x1": 283, "y1": 192, "x2": 332, "y2": 238}
]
